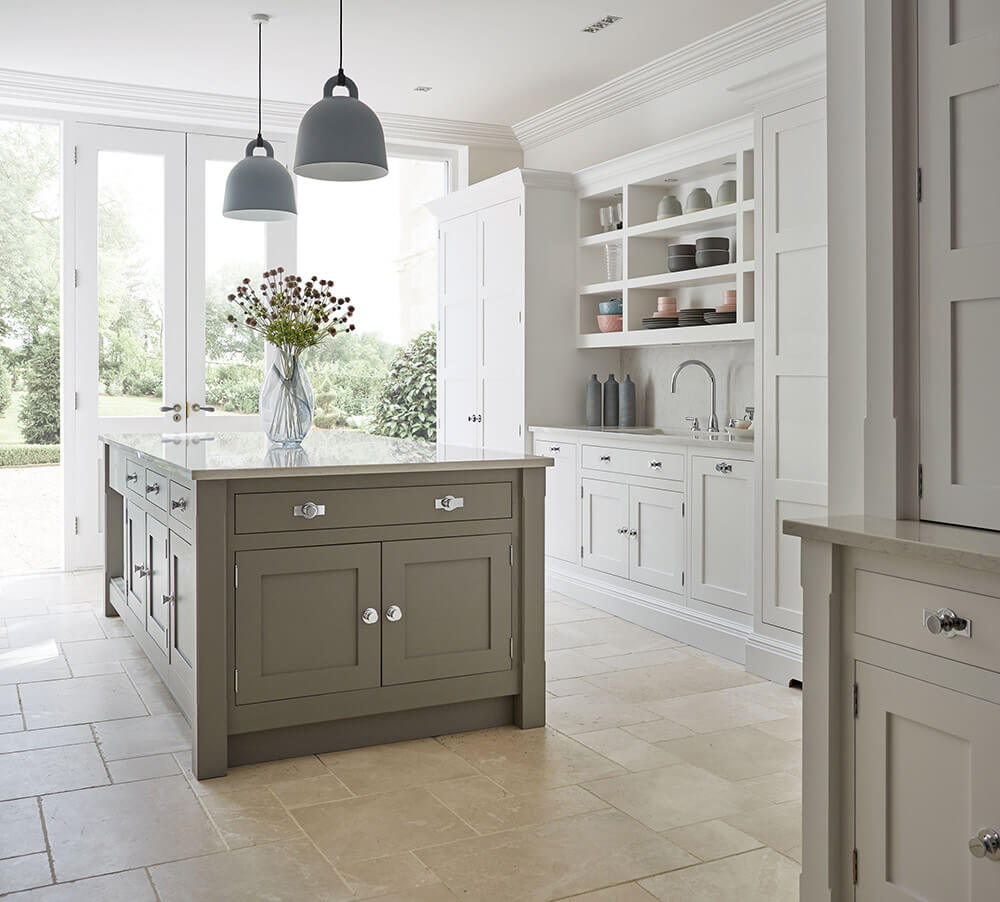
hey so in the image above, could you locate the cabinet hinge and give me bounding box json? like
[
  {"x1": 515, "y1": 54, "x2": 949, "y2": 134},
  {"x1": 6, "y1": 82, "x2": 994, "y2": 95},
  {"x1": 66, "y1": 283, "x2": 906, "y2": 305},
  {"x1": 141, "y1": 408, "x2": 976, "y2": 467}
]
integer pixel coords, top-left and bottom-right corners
[
  {"x1": 852, "y1": 848, "x2": 859, "y2": 884},
  {"x1": 853, "y1": 682, "x2": 859, "y2": 718},
  {"x1": 681, "y1": 502, "x2": 685, "y2": 517},
  {"x1": 73, "y1": 391, "x2": 79, "y2": 410},
  {"x1": 234, "y1": 562, "x2": 239, "y2": 588},
  {"x1": 73, "y1": 145, "x2": 78, "y2": 164},
  {"x1": 510, "y1": 636, "x2": 514, "y2": 658},
  {"x1": 509, "y1": 545, "x2": 513, "y2": 566},
  {"x1": 234, "y1": 668, "x2": 239, "y2": 694},
  {"x1": 73, "y1": 516, "x2": 79, "y2": 536},
  {"x1": 681, "y1": 570, "x2": 685, "y2": 587},
  {"x1": 915, "y1": 167, "x2": 922, "y2": 203},
  {"x1": 74, "y1": 269, "x2": 79, "y2": 288},
  {"x1": 518, "y1": 424, "x2": 522, "y2": 437},
  {"x1": 917, "y1": 463, "x2": 923, "y2": 499},
  {"x1": 580, "y1": 544, "x2": 584, "y2": 559},
  {"x1": 580, "y1": 485, "x2": 584, "y2": 498}
]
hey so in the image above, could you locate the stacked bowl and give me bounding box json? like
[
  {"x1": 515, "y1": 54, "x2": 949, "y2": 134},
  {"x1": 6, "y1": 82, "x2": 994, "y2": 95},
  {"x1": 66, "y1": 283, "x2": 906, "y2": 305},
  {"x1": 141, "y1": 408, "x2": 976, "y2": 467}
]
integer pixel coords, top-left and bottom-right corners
[
  {"x1": 597, "y1": 298, "x2": 623, "y2": 333},
  {"x1": 642, "y1": 296, "x2": 678, "y2": 330},
  {"x1": 705, "y1": 288, "x2": 737, "y2": 325},
  {"x1": 695, "y1": 237, "x2": 729, "y2": 268},
  {"x1": 667, "y1": 244, "x2": 696, "y2": 272}
]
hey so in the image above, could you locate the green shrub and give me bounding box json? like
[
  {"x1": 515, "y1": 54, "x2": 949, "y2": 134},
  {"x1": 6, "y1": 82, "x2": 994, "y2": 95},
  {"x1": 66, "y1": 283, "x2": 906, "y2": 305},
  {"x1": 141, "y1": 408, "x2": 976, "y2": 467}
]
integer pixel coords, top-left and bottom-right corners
[
  {"x1": 18, "y1": 332, "x2": 60, "y2": 445},
  {"x1": 121, "y1": 370, "x2": 161, "y2": 397},
  {"x1": 206, "y1": 363, "x2": 261, "y2": 414},
  {"x1": 314, "y1": 407, "x2": 348, "y2": 429},
  {"x1": 370, "y1": 328, "x2": 436, "y2": 442},
  {"x1": 0, "y1": 361, "x2": 11, "y2": 416},
  {"x1": 0, "y1": 444, "x2": 60, "y2": 466}
]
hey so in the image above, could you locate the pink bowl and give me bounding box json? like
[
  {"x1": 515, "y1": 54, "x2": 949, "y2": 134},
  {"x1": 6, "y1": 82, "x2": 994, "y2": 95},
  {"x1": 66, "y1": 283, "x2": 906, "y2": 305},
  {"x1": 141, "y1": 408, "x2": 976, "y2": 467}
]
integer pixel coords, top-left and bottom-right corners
[
  {"x1": 715, "y1": 303, "x2": 737, "y2": 312},
  {"x1": 597, "y1": 314, "x2": 623, "y2": 333}
]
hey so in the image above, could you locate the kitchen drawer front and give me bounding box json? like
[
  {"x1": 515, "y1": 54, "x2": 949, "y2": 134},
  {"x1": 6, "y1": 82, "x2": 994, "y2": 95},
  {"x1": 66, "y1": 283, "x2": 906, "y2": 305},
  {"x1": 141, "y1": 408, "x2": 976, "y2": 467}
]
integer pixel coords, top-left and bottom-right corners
[
  {"x1": 581, "y1": 444, "x2": 683, "y2": 482},
  {"x1": 855, "y1": 569, "x2": 1000, "y2": 674},
  {"x1": 168, "y1": 480, "x2": 194, "y2": 530},
  {"x1": 235, "y1": 482, "x2": 513, "y2": 535},
  {"x1": 143, "y1": 468, "x2": 169, "y2": 512},
  {"x1": 124, "y1": 458, "x2": 143, "y2": 496},
  {"x1": 108, "y1": 446, "x2": 127, "y2": 494}
]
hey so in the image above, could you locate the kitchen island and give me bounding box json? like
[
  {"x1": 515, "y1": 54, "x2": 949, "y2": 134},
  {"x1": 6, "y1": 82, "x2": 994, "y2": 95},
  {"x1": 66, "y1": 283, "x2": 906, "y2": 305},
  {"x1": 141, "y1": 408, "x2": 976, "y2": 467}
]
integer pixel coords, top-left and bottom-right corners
[{"x1": 100, "y1": 430, "x2": 550, "y2": 779}]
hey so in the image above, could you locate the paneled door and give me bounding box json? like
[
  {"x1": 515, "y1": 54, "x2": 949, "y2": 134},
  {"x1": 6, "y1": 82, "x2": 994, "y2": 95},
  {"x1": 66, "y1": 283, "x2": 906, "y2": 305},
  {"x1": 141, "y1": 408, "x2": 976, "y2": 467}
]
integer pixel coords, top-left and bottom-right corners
[
  {"x1": 581, "y1": 478, "x2": 629, "y2": 578},
  {"x1": 534, "y1": 439, "x2": 578, "y2": 564},
  {"x1": 145, "y1": 514, "x2": 171, "y2": 656},
  {"x1": 234, "y1": 544, "x2": 382, "y2": 704},
  {"x1": 759, "y1": 98, "x2": 829, "y2": 633},
  {"x1": 381, "y1": 534, "x2": 513, "y2": 685},
  {"x1": 918, "y1": 0, "x2": 1000, "y2": 530},
  {"x1": 628, "y1": 485, "x2": 684, "y2": 594},
  {"x1": 855, "y1": 662, "x2": 1000, "y2": 901}
]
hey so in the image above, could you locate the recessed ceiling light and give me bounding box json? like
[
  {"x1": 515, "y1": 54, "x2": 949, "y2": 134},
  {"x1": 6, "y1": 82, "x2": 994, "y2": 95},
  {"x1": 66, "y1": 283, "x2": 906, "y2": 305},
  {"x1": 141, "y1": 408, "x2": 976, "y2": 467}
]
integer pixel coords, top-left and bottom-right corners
[
  {"x1": 582, "y1": 14, "x2": 622, "y2": 34},
  {"x1": 413, "y1": 86, "x2": 433, "y2": 92}
]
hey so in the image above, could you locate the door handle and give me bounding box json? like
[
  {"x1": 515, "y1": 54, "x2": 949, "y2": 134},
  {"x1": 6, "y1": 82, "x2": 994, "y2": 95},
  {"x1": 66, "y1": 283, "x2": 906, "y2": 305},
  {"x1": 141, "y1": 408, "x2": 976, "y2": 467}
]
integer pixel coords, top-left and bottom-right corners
[
  {"x1": 191, "y1": 403, "x2": 214, "y2": 413},
  {"x1": 160, "y1": 404, "x2": 182, "y2": 412}
]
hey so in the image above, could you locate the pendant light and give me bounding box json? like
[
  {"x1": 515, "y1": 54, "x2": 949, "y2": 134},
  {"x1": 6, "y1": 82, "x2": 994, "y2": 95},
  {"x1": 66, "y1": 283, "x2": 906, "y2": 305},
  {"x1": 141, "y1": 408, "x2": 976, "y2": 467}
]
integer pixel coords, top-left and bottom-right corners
[
  {"x1": 223, "y1": 13, "x2": 297, "y2": 221},
  {"x1": 294, "y1": 0, "x2": 388, "y2": 181}
]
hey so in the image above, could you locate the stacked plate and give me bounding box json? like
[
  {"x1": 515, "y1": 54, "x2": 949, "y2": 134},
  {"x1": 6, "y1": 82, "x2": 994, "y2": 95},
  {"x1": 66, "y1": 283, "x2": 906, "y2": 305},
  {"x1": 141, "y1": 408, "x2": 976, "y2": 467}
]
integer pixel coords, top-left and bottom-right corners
[
  {"x1": 678, "y1": 308, "x2": 710, "y2": 327},
  {"x1": 642, "y1": 315, "x2": 678, "y2": 330},
  {"x1": 705, "y1": 311, "x2": 737, "y2": 325}
]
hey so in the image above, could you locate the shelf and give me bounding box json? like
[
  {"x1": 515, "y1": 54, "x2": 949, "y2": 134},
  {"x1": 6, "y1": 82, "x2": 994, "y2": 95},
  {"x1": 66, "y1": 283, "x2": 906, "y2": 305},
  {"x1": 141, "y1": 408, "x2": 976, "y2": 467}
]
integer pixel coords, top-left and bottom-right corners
[
  {"x1": 628, "y1": 263, "x2": 742, "y2": 291},
  {"x1": 579, "y1": 279, "x2": 625, "y2": 296},
  {"x1": 579, "y1": 231, "x2": 624, "y2": 248},
  {"x1": 577, "y1": 321, "x2": 754, "y2": 349},
  {"x1": 628, "y1": 204, "x2": 740, "y2": 240}
]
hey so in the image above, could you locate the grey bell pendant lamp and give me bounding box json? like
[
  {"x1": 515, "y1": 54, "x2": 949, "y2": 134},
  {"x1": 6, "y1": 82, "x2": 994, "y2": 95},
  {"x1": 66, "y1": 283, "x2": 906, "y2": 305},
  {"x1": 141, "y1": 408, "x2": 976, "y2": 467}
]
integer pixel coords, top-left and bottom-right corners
[
  {"x1": 223, "y1": 13, "x2": 297, "y2": 221},
  {"x1": 294, "y1": 0, "x2": 388, "y2": 181}
]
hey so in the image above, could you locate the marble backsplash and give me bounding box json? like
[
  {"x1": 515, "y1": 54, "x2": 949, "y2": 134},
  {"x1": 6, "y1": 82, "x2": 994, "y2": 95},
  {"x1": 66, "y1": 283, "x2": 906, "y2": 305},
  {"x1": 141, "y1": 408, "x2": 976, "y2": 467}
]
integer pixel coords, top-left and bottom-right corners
[{"x1": 620, "y1": 343, "x2": 754, "y2": 430}]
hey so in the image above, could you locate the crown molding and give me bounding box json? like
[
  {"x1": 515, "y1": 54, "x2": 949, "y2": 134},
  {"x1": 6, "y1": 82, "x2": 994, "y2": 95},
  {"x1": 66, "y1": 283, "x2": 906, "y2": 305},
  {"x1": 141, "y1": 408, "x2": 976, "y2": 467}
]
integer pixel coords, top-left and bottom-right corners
[
  {"x1": 726, "y1": 54, "x2": 827, "y2": 107},
  {"x1": 512, "y1": 0, "x2": 826, "y2": 150},
  {"x1": 426, "y1": 167, "x2": 574, "y2": 221},
  {"x1": 0, "y1": 68, "x2": 521, "y2": 150}
]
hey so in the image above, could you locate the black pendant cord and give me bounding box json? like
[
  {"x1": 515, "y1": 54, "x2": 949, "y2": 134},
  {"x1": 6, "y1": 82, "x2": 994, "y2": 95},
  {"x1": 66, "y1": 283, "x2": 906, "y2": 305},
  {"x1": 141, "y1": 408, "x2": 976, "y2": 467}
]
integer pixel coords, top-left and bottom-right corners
[
  {"x1": 256, "y1": 20, "x2": 263, "y2": 146},
  {"x1": 337, "y1": 0, "x2": 346, "y2": 86}
]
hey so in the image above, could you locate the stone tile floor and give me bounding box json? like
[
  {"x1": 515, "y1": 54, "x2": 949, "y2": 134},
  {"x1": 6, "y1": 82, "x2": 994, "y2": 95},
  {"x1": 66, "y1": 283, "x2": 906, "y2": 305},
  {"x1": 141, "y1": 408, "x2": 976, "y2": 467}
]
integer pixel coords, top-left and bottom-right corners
[{"x1": 0, "y1": 570, "x2": 802, "y2": 900}]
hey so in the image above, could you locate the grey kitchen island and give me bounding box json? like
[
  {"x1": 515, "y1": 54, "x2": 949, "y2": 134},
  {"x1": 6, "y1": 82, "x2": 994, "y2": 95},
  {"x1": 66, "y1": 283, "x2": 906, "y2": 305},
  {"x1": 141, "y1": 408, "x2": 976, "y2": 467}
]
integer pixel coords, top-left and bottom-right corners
[{"x1": 100, "y1": 430, "x2": 551, "y2": 779}]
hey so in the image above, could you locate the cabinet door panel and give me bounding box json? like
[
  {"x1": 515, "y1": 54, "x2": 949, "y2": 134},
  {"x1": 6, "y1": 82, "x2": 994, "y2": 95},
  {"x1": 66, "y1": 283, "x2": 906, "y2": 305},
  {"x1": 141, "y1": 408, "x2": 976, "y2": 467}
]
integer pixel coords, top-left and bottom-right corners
[
  {"x1": 628, "y1": 485, "x2": 684, "y2": 594},
  {"x1": 125, "y1": 502, "x2": 146, "y2": 624},
  {"x1": 146, "y1": 515, "x2": 170, "y2": 656},
  {"x1": 381, "y1": 534, "x2": 512, "y2": 685},
  {"x1": 856, "y1": 662, "x2": 1000, "y2": 901},
  {"x1": 169, "y1": 530, "x2": 195, "y2": 683},
  {"x1": 690, "y1": 457, "x2": 753, "y2": 613},
  {"x1": 535, "y1": 439, "x2": 578, "y2": 564},
  {"x1": 234, "y1": 544, "x2": 382, "y2": 704},
  {"x1": 581, "y1": 478, "x2": 628, "y2": 578}
]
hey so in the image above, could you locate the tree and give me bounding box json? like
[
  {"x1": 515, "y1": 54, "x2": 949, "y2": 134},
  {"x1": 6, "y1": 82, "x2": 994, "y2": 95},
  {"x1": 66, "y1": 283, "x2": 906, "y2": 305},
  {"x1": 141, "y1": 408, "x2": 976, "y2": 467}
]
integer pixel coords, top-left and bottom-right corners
[
  {"x1": 370, "y1": 328, "x2": 436, "y2": 441},
  {"x1": 0, "y1": 360, "x2": 11, "y2": 416},
  {"x1": 18, "y1": 332, "x2": 60, "y2": 444}
]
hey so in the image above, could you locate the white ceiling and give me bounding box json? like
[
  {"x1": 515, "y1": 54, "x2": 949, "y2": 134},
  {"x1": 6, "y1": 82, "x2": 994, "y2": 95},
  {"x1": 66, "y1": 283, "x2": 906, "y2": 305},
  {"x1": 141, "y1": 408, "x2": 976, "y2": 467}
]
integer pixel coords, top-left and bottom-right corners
[{"x1": 2, "y1": 0, "x2": 782, "y2": 125}]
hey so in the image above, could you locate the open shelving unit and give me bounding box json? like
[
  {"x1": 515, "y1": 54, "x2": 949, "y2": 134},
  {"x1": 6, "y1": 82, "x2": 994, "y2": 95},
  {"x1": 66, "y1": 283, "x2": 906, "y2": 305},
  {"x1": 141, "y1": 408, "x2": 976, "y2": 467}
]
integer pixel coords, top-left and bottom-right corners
[{"x1": 575, "y1": 122, "x2": 756, "y2": 349}]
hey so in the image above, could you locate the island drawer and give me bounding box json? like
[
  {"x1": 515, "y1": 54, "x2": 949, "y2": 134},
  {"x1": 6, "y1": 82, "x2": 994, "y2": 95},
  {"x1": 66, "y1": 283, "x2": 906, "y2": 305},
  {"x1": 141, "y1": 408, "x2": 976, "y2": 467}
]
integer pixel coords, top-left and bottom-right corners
[
  {"x1": 854, "y1": 569, "x2": 1000, "y2": 674},
  {"x1": 581, "y1": 444, "x2": 684, "y2": 482},
  {"x1": 143, "y1": 468, "x2": 169, "y2": 512},
  {"x1": 124, "y1": 458, "x2": 143, "y2": 496},
  {"x1": 168, "y1": 480, "x2": 194, "y2": 530},
  {"x1": 234, "y1": 482, "x2": 513, "y2": 535}
]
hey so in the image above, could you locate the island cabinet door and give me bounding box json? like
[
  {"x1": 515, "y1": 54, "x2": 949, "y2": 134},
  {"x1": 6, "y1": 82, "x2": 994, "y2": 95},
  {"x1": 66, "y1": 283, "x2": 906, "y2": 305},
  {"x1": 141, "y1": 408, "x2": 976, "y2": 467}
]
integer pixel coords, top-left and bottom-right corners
[
  {"x1": 145, "y1": 515, "x2": 171, "y2": 656},
  {"x1": 381, "y1": 534, "x2": 513, "y2": 686},
  {"x1": 168, "y1": 530, "x2": 195, "y2": 696},
  {"x1": 855, "y1": 662, "x2": 1000, "y2": 901},
  {"x1": 234, "y1": 544, "x2": 382, "y2": 705},
  {"x1": 125, "y1": 501, "x2": 146, "y2": 625}
]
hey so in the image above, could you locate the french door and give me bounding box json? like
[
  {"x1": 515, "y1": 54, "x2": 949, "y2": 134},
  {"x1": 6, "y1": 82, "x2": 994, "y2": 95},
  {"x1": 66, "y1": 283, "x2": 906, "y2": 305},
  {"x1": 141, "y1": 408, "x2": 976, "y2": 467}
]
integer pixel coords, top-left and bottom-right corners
[{"x1": 71, "y1": 124, "x2": 295, "y2": 566}]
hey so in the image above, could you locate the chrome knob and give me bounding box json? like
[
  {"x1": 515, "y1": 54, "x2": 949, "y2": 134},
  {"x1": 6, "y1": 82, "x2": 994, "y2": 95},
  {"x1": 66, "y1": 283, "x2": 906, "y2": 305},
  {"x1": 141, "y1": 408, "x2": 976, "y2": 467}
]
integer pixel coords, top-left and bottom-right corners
[
  {"x1": 924, "y1": 608, "x2": 969, "y2": 636},
  {"x1": 293, "y1": 501, "x2": 326, "y2": 519},
  {"x1": 715, "y1": 462, "x2": 733, "y2": 474},
  {"x1": 549, "y1": 446, "x2": 561, "y2": 453},
  {"x1": 361, "y1": 607, "x2": 379, "y2": 625},
  {"x1": 628, "y1": 529, "x2": 638, "y2": 537},
  {"x1": 133, "y1": 564, "x2": 149, "y2": 577},
  {"x1": 126, "y1": 472, "x2": 138, "y2": 483},
  {"x1": 385, "y1": 605, "x2": 402, "y2": 622},
  {"x1": 969, "y1": 829, "x2": 1000, "y2": 861},
  {"x1": 145, "y1": 482, "x2": 160, "y2": 495},
  {"x1": 649, "y1": 460, "x2": 662, "y2": 469},
  {"x1": 617, "y1": 527, "x2": 628, "y2": 535},
  {"x1": 599, "y1": 455, "x2": 611, "y2": 462},
  {"x1": 171, "y1": 498, "x2": 186, "y2": 511}
]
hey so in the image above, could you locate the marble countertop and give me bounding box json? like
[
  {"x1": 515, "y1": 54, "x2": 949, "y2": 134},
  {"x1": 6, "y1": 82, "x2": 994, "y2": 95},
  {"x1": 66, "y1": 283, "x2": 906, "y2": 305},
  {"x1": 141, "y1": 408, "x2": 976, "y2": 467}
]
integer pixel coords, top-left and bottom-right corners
[
  {"x1": 100, "y1": 430, "x2": 551, "y2": 481},
  {"x1": 530, "y1": 424, "x2": 755, "y2": 452},
  {"x1": 783, "y1": 514, "x2": 1000, "y2": 575}
]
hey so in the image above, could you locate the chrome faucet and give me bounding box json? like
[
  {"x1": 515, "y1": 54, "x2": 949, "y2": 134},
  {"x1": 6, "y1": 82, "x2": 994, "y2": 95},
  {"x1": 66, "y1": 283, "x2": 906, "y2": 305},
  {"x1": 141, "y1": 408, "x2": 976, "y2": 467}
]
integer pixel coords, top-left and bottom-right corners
[{"x1": 670, "y1": 359, "x2": 719, "y2": 433}]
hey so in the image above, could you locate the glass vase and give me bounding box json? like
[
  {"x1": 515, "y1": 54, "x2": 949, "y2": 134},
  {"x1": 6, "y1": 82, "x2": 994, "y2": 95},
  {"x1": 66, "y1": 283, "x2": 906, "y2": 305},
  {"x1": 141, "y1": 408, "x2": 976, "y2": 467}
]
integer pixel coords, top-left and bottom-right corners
[{"x1": 259, "y1": 347, "x2": 314, "y2": 446}]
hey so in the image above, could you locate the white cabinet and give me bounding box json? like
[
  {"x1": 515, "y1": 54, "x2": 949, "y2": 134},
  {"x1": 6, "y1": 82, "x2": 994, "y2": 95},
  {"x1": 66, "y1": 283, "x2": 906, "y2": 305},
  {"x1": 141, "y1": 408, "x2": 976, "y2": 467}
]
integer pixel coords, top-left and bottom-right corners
[
  {"x1": 534, "y1": 438, "x2": 578, "y2": 565},
  {"x1": 855, "y1": 661, "x2": 1000, "y2": 901},
  {"x1": 691, "y1": 455, "x2": 753, "y2": 614},
  {"x1": 582, "y1": 478, "x2": 629, "y2": 578}
]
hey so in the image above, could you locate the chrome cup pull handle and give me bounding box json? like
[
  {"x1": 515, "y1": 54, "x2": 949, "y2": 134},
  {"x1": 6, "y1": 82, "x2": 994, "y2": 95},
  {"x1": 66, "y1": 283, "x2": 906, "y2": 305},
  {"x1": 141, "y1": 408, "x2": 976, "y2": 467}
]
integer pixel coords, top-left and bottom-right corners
[
  {"x1": 435, "y1": 494, "x2": 464, "y2": 511},
  {"x1": 293, "y1": 502, "x2": 326, "y2": 520}
]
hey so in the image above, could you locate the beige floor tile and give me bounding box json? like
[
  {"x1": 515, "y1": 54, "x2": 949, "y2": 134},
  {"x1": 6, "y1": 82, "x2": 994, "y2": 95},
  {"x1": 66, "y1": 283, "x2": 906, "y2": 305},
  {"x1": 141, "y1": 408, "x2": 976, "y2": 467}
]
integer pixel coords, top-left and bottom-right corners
[
  {"x1": 585, "y1": 657, "x2": 761, "y2": 705},
  {"x1": 0, "y1": 853, "x2": 52, "y2": 895},
  {"x1": 425, "y1": 774, "x2": 507, "y2": 809},
  {"x1": 97, "y1": 616, "x2": 133, "y2": 639},
  {"x1": 121, "y1": 659, "x2": 179, "y2": 715},
  {"x1": 60, "y1": 637, "x2": 143, "y2": 667},
  {"x1": 0, "y1": 725, "x2": 92, "y2": 754},
  {"x1": 546, "y1": 691, "x2": 659, "y2": 735},
  {"x1": 368, "y1": 887, "x2": 459, "y2": 902},
  {"x1": 753, "y1": 715, "x2": 802, "y2": 742},
  {"x1": 592, "y1": 647, "x2": 691, "y2": 670},
  {"x1": 66, "y1": 661, "x2": 123, "y2": 678},
  {"x1": 737, "y1": 771, "x2": 801, "y2": 804},
  {"x1": 293, "y1": 786, "x2": 475, "y2": 863},
  {"x1": 0, "y1": 798, "x2": 47, "y2": 857},
  {"x1": 573, "y1": 728, "x2": 680, "y2": 772},
  {"x1": 0, "y1": 644, "x2": 70, "y2": 685},
  {"x1": 416, "y1": 808, "x2": 696, "y2": 902},
  {"x1": 0, "y1": 683, "x2": 20, "y2": 715},
  {"x1": 5, "y1": 613, "x2": 104, "y2": 648},
  {"x1": 644, "y1": 687, "x2": 786, "y2": 733},
  {"x1": 724, "y1": 801, "x2": 802, "y2": 853},
  {"x1": 622, "y1": 718, "x2": 695, "y2": 743},
  {"x1": 583, "y1": 763, "x2": 765, "y2": 831},
  {"x1": 337, "y1": 851, "x2": 443, "y2": 899},
  {"x1": 545, "y1": 648, "x2": 616, "y2": 681},
  {"x1": 545, "y1": 619, "x2": 679, "y2": 654},
  {"x1": 44, "y1": 775, "x2": 225, "y2": 881},
  {"x1": 785, "y1": 845, "x2": 802, "y2": 864},
  {"x1": 439, "y1": 726, "x2": 626, "y2": 793},
  {"x1": 557, "y1": 884, "x2": 658, "y2": 901},
  {"x1": 722, "y1": 682, "x2": 802, "y2": 717},
  {"x1": 178, "y1": 754, "x2": 329, "y2": 797},
  {"x1": 148, "y1": 838, "x2": 352, "y2": 901},
  {"x1": 545, "y1": 600, "x2": 611, "y2": 625},
  {"x1": 0, "y1": 743, "x2": 108, "y2": 801},
  {"x1": 201, "y1": 786, "x2": 304, "y2": 850},
  {"x1": 443, "y1": 784, "x2": 608, "y2": 835},
  {"x1": 106, "y1": 753, "x2": 180, "y2": 783},
  {"x1": 20, "y1": 674, "x2": 147, "y2": 729},
  {"x1": 546, "y1": 677, "x2": 600, "y2": 697},
  {"x1": 0, "y1": 869, "x2": 155, "y2": 901},
  {"x1": 94, "y1": 712, "x2": 190, "y2": 760},
  {"x1": 319, "y1": 737, "x2": 478, "y2": 796},
  {"x1": 0, "y1": 713, "x2": 24, "y2": 732},
  {"x1": 269, "y1": 773, "x2": 353, "y2": 809},
  {"x1": 662, "y1": 727, "x2": 801, "y2": 782},
  {"x1": 663, "y1": 818, "x2": 764, "y2": 861},
  {"x1": 639, "y1": 848, "x2": 800, "y2": 902}
]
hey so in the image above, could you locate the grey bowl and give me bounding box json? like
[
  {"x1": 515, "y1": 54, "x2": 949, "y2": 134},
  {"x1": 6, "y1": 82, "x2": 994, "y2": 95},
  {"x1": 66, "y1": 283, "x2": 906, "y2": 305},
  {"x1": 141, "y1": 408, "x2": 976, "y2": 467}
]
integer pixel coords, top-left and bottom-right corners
[
  {"x1": 667, "y1": 243, "x2": 696, "y2": 256},
  {"x1": 668, "y1": 256, "x2": 697, "y2": 272},
  {"x1": 695, "y1": 250, "x2": 730, "y2": 268},
  {"x1": 598, "y1": 299, "x2": 623, "y2": 315},
  {"x1": 695, "y1": 236, "x2": 729, "y2": 252}
]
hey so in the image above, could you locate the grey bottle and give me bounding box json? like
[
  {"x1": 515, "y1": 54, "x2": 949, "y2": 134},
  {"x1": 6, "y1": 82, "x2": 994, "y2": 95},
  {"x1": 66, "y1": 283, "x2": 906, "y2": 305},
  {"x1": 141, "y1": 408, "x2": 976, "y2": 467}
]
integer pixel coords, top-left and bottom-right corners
[
  {"x1": 586, "y1": 374, "x2": 602, "y2": 427},
  {"x1": 603, "y1": 374, "x2": 619, "y2": 427},
  {"x1": 619, "y1": 375, "x2": 636, "y2": 427}
]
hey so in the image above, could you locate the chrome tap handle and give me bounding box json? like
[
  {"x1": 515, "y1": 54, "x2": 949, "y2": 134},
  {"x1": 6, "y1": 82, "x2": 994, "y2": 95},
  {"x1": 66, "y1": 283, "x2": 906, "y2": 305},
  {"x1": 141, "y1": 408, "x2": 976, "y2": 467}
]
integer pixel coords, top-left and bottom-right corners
[{"x1": 684, "y1": 417, "x2": 700, "y2": 432}]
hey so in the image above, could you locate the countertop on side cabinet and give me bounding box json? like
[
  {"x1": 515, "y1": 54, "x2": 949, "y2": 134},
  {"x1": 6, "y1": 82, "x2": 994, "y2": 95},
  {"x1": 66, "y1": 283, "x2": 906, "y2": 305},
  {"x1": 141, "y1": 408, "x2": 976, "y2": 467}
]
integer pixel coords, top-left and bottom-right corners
[
  {"x1": 100, "y1": 430, "x2": 552, "y2": 481},
  {"x1": 783, "y1": 514, "x2": 1000, "y2": 575},
  {"x1": 530, "y1": 424, "x2": 755, "y2": 454}
]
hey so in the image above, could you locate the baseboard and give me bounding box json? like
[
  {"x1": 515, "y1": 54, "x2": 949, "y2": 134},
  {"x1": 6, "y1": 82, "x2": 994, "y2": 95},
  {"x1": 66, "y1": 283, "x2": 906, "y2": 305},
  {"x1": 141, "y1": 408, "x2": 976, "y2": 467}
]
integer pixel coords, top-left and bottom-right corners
[{"x1": 548, "y1": 567, "x2": 803, "y2": 681}]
